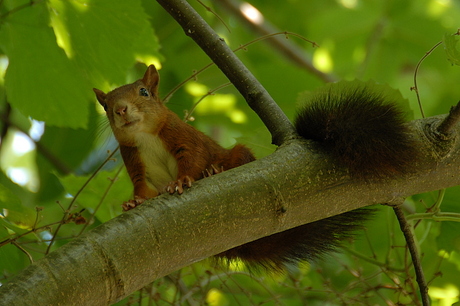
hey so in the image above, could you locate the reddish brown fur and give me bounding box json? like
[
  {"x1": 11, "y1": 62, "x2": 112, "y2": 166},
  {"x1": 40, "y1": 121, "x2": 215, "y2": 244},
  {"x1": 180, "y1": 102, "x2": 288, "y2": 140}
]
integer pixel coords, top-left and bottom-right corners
[
  {"x1": 94, "y1": 65, "x2": 255, "y2": 202},
  {"x1": 158, "y1": 111, "x2": 255, "y2": 183}
]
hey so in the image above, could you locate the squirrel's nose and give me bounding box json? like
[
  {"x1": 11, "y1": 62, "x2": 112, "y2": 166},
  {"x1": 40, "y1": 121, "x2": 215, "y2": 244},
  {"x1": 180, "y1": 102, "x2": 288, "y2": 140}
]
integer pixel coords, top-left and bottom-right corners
[{"x1": 116, "y1": 105, "x2": 128, "y2": 116}]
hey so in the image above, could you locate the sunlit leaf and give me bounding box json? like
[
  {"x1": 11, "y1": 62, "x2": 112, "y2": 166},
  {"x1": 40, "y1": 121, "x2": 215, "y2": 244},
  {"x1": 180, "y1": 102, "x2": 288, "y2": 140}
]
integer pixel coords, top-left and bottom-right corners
[
  {"x1": 444, "y1": 33, "x2": 460, "y2": 66},
  {"x1": 0, "y1": 3, "x2": 90, "y2": 128}
]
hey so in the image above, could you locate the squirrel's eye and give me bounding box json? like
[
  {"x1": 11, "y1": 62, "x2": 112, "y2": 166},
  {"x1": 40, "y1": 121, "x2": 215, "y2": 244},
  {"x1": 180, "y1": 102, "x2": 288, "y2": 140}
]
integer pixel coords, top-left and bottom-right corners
[
  {"x1": 139, "y1": 88, "x2": 149, "y2": 97},
  {"x1": 101, "y1": 103, "x2": 108, "y2": 112}
]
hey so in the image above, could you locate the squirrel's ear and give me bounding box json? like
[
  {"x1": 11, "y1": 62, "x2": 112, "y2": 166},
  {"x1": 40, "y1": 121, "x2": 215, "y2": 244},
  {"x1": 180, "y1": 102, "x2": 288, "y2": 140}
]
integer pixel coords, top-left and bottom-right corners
[
  {"x1": 93, "y1": 88, "x2": 106, "y2": 104},
  {"x1": 142, "y1": 65, "x2": 160, "y2": 95}
]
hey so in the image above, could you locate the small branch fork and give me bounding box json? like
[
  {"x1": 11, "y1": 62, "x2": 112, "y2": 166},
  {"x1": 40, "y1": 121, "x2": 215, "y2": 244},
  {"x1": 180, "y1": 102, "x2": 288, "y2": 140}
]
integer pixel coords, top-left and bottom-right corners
[{"x1": 436, "y1": 100, "x2": 460, "y2": 138}]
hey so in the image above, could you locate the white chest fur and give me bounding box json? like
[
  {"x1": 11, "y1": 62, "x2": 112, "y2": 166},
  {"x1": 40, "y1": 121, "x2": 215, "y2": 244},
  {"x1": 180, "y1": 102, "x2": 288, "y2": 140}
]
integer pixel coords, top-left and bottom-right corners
[{"x1": 134, "y1": 133, "x2": 178, "y2": 192}]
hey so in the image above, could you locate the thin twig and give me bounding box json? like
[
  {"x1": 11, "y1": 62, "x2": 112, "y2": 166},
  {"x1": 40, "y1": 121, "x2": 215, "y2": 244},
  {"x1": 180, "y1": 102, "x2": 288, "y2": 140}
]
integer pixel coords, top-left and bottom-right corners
[
  {"x1": 392, "y1": 205, "x2": 430, "y2": 306},
  {"x1": 163, "y1": 31, "x2": 318, "y2": 104},
  {"x1": 77, "y1": 164, "x2": 125, "y2": 236},
  {"x1": 11, "y1": 241, "x2": 34, "y2": 264},
  {"x1": 0, "y1": 0, "x2": 44, "y2": 20},
  {"x1": 45, "y1": 148, "x2": 119, "y2": 254},
  {"x1": 411, "y1": 41, "x2": 443, "y2": 119},
  {"x1": 0, "y1": 220, "x2": 62, "y2": 248},
  {"x1": 342, "y1": 246, "x2": 405, "y2": 272},
  {"x1": 163, "y1": 63, "x2": 214, "y2": 103},
  {"x1": 196, "y1": 0, "x2": 231, "y2": 33},
  {"x1": 184, "y1": 82, "x2": 232, "y2": 122}
]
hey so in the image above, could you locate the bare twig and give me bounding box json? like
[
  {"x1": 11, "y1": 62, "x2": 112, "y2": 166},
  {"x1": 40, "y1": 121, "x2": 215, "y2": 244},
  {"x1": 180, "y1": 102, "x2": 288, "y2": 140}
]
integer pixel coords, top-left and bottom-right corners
[
  {"x1": 0, "y1": 220, "x2": 61, "y2": 248},
  {"x1": 183, "y1": 82, "x2": 232, "y2": 122},
  {"x1": 392, "y1": 205, "x2": 430, "y2": 306},
  {"x1": 163, "y1": 63, "x2": 214, "y2": 103},
  {"x1": 195, "y1": 0, "x2": 231, "y2": 33},
  {"x1": 0, "y1": 0, "x2": 44, "y2": 20},
  {"x1": 411, "y1": 41, "x2": 443, "y2": 119},
  {"x1": 77, "y1": 164, "x2": 125, "y2": 236},
  {"x1": 45, "y1": 148, "x2": 119, "y2": 253},
  {"x1": 11, "y1": 241, "x2": 34, "y2": 264},
  {"x1": 156, "y1": 0, "x2": 296, "y2": 146},
  {"x1": 163, "y1": 31, "x2": 318, "y2": 104}
]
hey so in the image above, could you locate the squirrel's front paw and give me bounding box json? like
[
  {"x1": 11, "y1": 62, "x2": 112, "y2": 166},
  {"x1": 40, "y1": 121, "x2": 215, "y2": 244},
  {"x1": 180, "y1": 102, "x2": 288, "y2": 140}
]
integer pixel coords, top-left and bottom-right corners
[
  {"x1": 122, "y1": 196, "x2": 147, "y2": 211},
  {"x1": 165, "y1": 175, "x2": 194, "y2": 194}
]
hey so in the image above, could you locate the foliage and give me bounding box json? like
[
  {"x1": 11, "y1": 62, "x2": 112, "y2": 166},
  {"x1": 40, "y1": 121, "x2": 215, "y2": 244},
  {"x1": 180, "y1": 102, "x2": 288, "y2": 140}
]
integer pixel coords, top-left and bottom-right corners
[{"x1": 0, "y1": 0, "x2": 460, "y2": 305}]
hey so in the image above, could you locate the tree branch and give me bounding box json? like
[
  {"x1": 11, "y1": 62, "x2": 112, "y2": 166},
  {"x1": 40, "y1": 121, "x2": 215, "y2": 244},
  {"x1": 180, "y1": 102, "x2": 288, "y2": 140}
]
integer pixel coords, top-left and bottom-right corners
[
  {"x1": 1, "y1": 114, "x2": 460, "y2": 304},
  {"x1": 156, "y1": 0, "x2": 297, "y2": 146}
]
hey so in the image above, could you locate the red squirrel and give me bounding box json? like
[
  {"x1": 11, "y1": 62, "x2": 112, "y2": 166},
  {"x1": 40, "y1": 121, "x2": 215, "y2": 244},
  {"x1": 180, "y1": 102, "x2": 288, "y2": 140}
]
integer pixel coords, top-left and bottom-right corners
[
  {"x1": 93, "y1": 65, "x2": 255, "y2": 210},
  {"x1": 94, "y1": 65, "x2": 417, "y2": 271}
]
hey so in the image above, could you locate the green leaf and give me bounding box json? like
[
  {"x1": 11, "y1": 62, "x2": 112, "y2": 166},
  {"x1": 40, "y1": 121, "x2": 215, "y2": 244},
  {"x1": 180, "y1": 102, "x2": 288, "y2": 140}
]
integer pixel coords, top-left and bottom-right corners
[
  {"x1": 0, "y1": 0, "x2": 161, "y2": 129},
  {"x1": 0, "y1": 182, "x2": 22, "y2": 208},
  {"x1": 438, "y1": 222, "x2": 460, "y2": 253},
  {"x1": 0, "y1": 2, "x2": 91, "y2": 128},
  {"x1": 0, "y1": 242, "x2": 30, "y2": 279},
  {"x1": 34, "y1": 105, "x2": 100, "y2": 201},
  {"x1": 444, "y1": 33, "x2": 460, "y2": 66},
  {"x1": 47, "y1": 0, "x2": 162, "y2": 88},
  {"x1": 0, "y1": 183, "x2": 36, "y2": 229}
]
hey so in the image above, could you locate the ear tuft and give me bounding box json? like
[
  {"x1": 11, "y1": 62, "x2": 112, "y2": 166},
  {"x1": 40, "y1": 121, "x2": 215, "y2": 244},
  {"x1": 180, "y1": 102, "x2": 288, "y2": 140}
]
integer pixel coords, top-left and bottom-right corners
[
  {"x1": 93, "y1": 88, "x2": 106, "y2": 104},
  {"x1": 142, "y1": 65, "x2": 160, "y2": 95}
]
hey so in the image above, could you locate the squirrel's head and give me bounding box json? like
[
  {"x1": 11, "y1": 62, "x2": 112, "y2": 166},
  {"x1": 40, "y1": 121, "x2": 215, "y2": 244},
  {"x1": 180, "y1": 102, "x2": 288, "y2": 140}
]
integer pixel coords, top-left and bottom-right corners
[{"x1": 94, "y1": 65, "x2": 167, "y2": 145}]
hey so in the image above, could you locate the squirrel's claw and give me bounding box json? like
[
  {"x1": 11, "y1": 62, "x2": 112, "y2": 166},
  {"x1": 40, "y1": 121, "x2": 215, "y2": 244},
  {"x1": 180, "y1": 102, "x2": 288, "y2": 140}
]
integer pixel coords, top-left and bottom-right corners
[
  {"x1": 203, "y1": 164, "x2": 224, "y2": 178},
  {"x1": 165, "y1": 175, "x2": 194, "y2": 194},
  {"x1": 122, "y1": 196, "x2": 147, "y2": 211}
]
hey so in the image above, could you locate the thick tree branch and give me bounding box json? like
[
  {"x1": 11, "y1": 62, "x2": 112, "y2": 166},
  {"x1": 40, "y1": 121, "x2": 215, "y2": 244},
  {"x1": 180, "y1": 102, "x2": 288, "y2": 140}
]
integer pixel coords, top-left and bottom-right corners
[
  {"x1": 1, "y1": 114, "x2": 460, "y2": 304},
  {"x1": 156, "y1": 0, "x2": 296, "y2": 146}
]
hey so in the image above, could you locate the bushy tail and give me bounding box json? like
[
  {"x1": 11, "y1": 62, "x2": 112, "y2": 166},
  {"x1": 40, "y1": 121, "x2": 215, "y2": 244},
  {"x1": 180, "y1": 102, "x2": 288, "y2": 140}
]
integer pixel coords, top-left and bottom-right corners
[
  {"x1": 217, "y1": 83, "x2": 417, "y2": 272},
  {"x1": 216, "y1": 208, "x2": 374, "y2": 272},
  {"x1": 294, "y1": 84, "x2": 417, "y2": 178}
]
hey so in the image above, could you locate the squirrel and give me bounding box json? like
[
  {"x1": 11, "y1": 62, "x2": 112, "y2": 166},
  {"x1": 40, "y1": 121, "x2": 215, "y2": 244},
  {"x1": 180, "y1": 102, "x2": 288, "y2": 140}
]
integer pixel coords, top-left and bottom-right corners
[{"x1": 93, "y1": 64, "x2": 417, "y2": 272}]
